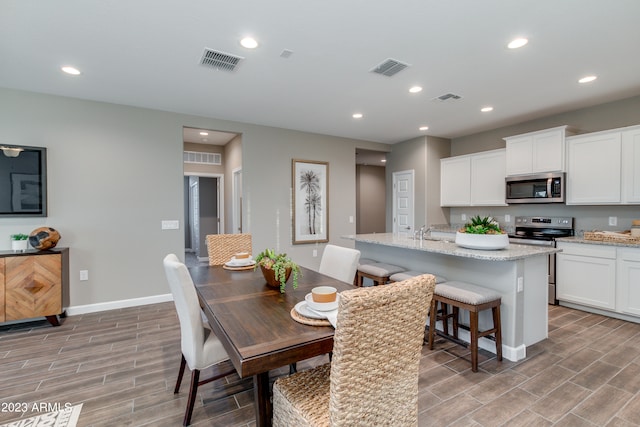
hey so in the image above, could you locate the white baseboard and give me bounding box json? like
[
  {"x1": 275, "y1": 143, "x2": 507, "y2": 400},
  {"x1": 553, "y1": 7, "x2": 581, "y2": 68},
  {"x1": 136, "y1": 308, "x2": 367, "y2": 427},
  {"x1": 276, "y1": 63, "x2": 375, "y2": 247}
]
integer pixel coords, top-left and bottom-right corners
[{"x1": 65, "y1": 293, "x2": 174, "y2": 316}]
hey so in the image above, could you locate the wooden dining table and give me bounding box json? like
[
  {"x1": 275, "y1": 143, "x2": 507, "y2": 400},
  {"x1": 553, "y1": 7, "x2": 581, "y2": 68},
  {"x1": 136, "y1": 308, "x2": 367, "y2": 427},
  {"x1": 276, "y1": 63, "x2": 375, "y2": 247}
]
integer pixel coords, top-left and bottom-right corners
[{"x1": 189, "y1": 265, "x2": 354, "y2": 427}]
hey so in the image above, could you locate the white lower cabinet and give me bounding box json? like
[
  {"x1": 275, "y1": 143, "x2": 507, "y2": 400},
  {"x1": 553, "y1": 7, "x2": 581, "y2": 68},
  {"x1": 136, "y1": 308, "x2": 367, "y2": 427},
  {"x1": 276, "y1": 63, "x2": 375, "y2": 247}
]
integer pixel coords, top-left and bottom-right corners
[
  {"x1": 556, "y1": 242, "x2": 616, "y2": 310},
  {"x1": 617, "y1": 248, "x2": 640, "y2": 316}
]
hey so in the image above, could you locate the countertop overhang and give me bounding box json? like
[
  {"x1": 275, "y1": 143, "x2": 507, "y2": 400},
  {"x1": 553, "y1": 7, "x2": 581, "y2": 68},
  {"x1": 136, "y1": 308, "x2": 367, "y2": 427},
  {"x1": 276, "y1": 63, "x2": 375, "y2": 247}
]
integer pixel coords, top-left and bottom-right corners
[{"x1": 343, "y1": 233, "x2": 559, "y2": 261}]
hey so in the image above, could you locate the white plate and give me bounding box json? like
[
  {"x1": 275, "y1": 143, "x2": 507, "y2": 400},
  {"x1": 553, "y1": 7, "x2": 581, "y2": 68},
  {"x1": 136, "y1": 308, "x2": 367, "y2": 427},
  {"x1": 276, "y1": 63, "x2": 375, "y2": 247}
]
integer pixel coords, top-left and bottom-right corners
[
  {"x1": 294, "y1": 301, "x2": 326, "y2": 319},
  {"x1": 305, "y1": 293, "x2": 339, "y2": 311},
  {"x1": 225, "y1": 258, "x2": 256, "y2": 267}
]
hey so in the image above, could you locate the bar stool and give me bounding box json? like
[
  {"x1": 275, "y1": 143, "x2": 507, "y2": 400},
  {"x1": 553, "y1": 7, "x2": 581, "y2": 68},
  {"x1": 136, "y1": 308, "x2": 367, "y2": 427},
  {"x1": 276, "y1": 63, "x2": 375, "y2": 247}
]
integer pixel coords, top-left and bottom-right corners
[
  {"x1": 356, "y1": 262, "x2": 405, "y2": 286},
  {"x1": 353, "y1": 258, "x2": 378, "y2": 286},
  {"x1": 390, "y1": 270, "x2": 447, "y2": 284},
  {"x1": 427, "y1": 281, "x2": 502, "y2": 372}
]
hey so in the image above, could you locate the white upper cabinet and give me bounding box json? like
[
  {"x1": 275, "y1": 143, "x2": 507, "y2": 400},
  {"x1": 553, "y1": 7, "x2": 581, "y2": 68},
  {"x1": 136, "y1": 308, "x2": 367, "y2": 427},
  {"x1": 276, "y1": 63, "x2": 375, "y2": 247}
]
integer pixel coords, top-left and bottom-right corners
[
  {"x1": 504, "y1": 126, "x2": 572, "y2": 176},
  {"x1": 441, "y1": 149, "x2": 506, "y2": 207},
  {"x1": 622, "y1": 126, "x2": 640, "y2": 203}
]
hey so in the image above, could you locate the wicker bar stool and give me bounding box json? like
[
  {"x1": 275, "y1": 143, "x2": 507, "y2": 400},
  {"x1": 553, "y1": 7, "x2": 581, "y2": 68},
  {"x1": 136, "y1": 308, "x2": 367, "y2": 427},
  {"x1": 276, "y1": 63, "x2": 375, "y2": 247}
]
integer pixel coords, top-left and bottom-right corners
[
  {"x1": 205, "y1": 234, "x2": 252, "y2": 266},
  {"x1": 356, "y1": 262, "x2": 405, "y2": 286},
  {"x1": 427, "y1": 281, "x2": 502, "y2": 372}
]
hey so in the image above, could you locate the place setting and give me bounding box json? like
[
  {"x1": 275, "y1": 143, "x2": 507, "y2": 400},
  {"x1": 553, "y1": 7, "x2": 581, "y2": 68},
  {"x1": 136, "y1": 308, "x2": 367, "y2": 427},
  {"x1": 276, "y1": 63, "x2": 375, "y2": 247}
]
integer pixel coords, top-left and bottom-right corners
[
  {"x1": 291, "y1": 286, "x2": 338, "y2": 327},
  {"x1": 222, "y1": 252, "x2": 256, "y2": 271}
]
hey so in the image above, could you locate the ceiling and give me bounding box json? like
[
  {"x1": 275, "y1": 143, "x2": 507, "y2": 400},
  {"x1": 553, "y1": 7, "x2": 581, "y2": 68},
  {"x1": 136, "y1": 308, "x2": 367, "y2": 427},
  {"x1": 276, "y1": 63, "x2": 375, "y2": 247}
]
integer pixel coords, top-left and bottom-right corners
[{"x1": 2, "y1": 1, "x2": 640, "y2": 144}]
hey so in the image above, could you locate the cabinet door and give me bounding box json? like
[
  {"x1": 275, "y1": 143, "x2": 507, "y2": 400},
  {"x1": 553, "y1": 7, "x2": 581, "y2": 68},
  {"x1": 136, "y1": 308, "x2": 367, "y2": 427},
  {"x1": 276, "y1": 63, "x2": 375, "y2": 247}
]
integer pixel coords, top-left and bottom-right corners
[
  {"x1": 471, "y1": 149, "x2": 507, "y2": 206},
  {"x1": 617, "y1": 249, "x2": 640, "y2": 316},
  {"x1": 0, "y1": 259, "x2": 4, "y2": 323},
  {"x1": 505, "y1": 135, "x2": 533, "y2": 176},
  {"x1": 556, "y1": 245, "x2": 616, "y2": 310},
  {"x1": 440, "y1": 156, "x2": 471, "y2": 206},
  {"x1": 566, "y1": 132, "x2": 621, "y2": 204},
  {"x1": 622, "y1": 127, "x2": 640, "y2": 203},
  {"x1": 5, "y1": 254, "x2": 62, "y2": 320},
  {"x1": 532, "y1": 129, "x2": 564, "y2": 173}
]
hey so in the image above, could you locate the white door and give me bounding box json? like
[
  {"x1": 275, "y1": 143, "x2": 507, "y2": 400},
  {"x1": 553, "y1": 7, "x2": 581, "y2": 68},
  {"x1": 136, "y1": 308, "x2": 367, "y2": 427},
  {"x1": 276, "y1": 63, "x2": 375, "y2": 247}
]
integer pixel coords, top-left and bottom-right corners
[{"x1": 393, "y1": 170, "x2": 414, "y2": 236}]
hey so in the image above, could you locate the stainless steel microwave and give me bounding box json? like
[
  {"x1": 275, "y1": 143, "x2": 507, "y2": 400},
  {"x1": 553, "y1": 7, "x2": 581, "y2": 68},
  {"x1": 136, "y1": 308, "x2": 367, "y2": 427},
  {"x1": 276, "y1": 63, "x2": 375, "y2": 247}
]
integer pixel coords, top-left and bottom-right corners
[{"x1": 505, "y1": 172, "x2": 565, "y2": 204}]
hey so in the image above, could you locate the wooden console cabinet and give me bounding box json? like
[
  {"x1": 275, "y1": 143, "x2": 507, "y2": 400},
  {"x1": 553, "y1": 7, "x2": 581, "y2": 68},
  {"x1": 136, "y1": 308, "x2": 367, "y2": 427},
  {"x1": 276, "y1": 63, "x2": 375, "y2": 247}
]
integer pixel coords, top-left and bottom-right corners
[{"x1": 0, "y1": 248, "x2": 69, "y2": 326}]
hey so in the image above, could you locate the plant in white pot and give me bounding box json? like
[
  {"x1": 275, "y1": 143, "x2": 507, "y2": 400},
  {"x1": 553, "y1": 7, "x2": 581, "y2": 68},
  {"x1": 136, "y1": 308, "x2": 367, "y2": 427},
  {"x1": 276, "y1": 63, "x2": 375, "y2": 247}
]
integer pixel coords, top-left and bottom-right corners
[
  {"x1": 455, "y1": 216, "x2": 509, "y2": 250},
  {"x1": 10, "y1": 233, "x2": 29, "y2": 252}
]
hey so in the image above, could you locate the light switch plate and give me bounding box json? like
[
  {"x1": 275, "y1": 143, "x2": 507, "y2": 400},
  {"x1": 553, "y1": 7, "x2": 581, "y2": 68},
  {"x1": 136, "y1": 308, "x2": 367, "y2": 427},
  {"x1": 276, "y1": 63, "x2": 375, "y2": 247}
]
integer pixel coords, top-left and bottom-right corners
[
  {"x1": 609, "y1": 216, "x2": 617, "y2": 226},
  {"x1": 162, "y1": 220, "x2": 180, "y2": 230}
]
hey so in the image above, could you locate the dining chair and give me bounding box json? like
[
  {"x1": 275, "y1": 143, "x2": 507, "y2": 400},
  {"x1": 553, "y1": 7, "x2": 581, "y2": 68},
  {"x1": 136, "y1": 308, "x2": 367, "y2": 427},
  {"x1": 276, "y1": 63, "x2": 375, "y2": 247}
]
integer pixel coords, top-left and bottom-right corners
[
  {"x1": 163, "y1": 254, "x2": 236, "y2": 426},
  {"x1": 205, "y1": 233, "x2": 252, "y2": 265},
  {"x1": 272, "y1": 273, "x2": 436, "y2": 426},
  {"x1": 318, "y1": 244, "x2": 361, "y2": 284}
]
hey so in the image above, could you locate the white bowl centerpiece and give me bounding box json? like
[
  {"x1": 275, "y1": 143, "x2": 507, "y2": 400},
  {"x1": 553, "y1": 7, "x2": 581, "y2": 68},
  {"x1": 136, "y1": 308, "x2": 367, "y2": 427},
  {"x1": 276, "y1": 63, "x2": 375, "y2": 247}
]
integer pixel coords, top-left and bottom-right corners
[{"x1": 455, "y1": 215, "x2": 509, "y2": 250}]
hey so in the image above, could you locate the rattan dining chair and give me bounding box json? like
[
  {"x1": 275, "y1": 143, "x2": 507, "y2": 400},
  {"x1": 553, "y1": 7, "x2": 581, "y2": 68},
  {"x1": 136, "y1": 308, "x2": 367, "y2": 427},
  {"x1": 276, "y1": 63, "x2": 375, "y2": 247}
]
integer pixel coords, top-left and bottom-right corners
[
  {"x1": 163, "y1": 254, "x2": 236, "y2": 426},
  {"x1": 205, "y1": 233, "x2": 252, "y2": 266},
  {"x1": 272, "y1": 274, "x2": 436, "y2": 426},
  {"x1": 318, "y1": 244, "x2": 361, "y2": 284}
]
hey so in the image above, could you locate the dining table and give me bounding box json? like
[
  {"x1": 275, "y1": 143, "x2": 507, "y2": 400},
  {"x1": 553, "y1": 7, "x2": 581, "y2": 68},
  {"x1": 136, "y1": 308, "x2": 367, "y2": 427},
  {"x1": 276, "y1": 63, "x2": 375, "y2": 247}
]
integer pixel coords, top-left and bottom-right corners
[{"x1": 189, "y1": 264, "x2": 354, "y2": 427}]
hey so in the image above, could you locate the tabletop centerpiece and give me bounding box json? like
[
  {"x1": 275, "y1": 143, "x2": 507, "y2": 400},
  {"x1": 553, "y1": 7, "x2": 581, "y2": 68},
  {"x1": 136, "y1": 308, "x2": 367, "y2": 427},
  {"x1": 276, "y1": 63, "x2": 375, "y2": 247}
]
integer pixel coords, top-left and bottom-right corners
[
  {"x1": 455, "y1": 215, "x2": 509, "y2": 250},
  {"x1": 255, "y1": 248, "x2": 301, "y2": 293},
  {"x1": 10, "y1": 233, "x2": 29, "y2": 252}
]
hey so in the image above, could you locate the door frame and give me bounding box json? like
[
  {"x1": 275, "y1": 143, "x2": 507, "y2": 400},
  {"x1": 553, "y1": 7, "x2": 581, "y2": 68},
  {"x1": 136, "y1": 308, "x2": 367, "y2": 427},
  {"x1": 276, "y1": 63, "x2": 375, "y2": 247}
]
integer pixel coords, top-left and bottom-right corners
[
  {"x1": 232, "y1": 167, "x2": 242, "y2": 233},
  {"x1": 184, "y1": 172, "x2": 224, "y2": 261},
  {"x1": 392, "y1": 169, "x2": 415, "y2": 235}
]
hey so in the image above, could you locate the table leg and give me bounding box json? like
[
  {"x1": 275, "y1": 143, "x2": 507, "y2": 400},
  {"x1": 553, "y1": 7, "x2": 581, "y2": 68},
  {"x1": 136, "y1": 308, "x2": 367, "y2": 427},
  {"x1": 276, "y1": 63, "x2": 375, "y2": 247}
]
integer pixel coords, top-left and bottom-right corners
[{"x1": 253, "y1": 372, "x2": 272, "y2": 427}]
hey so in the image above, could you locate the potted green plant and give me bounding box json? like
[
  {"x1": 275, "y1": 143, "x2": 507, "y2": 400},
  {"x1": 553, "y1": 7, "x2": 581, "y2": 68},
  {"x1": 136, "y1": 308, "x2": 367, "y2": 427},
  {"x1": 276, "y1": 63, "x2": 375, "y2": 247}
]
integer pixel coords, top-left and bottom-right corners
[
  {"x1": 10, "y1": 233, "x2": 29, "y2": 252},
  {"x1": 455, "y1": 216, "x2": 509, "y2": 250},
  {"x1": 254, "y1": 248, "x2": 301, "y2": 293}
]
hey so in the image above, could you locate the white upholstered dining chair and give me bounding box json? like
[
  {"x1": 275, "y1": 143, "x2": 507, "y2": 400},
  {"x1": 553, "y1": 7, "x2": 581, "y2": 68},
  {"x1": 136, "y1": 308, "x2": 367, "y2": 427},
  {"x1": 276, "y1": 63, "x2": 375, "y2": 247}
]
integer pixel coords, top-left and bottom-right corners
[
  {"x1": 163, "y1": 254, "x2": 236, "y2": 426},
  {"x1": 272, "y1": 274, "x2": 436, "y2": 426},
  {"x1": 318, "y1": 244, "x2": 361, "y2": 284}
]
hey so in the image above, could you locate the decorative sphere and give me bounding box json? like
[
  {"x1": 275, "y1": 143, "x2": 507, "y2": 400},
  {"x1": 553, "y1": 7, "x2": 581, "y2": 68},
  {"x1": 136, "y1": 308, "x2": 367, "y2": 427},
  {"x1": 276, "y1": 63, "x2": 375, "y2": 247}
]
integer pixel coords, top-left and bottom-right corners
[{"x1": 28, "y1": 227, "x2": 61, "y2": 250}]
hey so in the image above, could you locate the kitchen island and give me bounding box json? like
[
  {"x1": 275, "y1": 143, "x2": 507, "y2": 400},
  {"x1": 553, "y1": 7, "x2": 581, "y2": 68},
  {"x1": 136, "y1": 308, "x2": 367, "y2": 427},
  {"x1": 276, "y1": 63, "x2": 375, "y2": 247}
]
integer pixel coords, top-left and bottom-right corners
[{"x1": 343, "y1": 233, "x2": 560, "y2": 361}]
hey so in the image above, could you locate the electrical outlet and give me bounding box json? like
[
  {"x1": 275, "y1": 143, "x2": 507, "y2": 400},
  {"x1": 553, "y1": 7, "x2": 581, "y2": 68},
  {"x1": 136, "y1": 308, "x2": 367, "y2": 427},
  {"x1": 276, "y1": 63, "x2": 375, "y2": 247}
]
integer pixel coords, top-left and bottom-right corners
[
  {"x1": 80, "y1": 270, "x2": 89, "y2": 281},
  {"x1": 312, "y1": 249, "x2": 317, "y2": 257},
  {"x1": 609, "y1": 216, "x2": 617, "y2": 226},
  {"x1": 349, "y1": 216, "x2": 354, "y2": 223},
  {"x1": 505, "y1": 214, "x2": 511, "y2": 223},
  {"x1": 461, "y1": 214, "x2": 467, "y2": 221},
  {"x1": 161, "y1": 220, "x2": 179, "y2": 230},
  {"x1": 517, "y1": 277, "x2": 523, "y2": 292}
]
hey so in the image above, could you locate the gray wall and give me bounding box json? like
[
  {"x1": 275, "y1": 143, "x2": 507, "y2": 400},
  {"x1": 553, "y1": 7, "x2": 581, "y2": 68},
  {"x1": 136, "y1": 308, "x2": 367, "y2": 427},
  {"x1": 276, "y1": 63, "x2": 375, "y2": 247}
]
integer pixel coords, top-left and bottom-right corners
[
  {"x1": 0, "y1": 87, "x2": 387, "y2": 309},
  {"x1": 447, "y1": 95, "x2": 640, "y2": 233}
]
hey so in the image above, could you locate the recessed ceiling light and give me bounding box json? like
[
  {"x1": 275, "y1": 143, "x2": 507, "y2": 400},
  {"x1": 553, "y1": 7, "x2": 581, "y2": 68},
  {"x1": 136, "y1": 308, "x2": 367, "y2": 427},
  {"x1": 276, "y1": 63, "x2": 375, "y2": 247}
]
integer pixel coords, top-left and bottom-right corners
[
  {"x1": 199, "y1": 131, "x2": 209, "y2": 136},
  {"x1": 419, "y1": 126, "x2": 429, "y2": 131},
  {"x1": 507, "y1": 38, "x2": 528, "y2": 49},
  {"x1": 352, "y1": 113, "x2": 363, "y2": 119},
  {"x1": 61, "y1": 66, "x2": 81, "y2": 75},
  {"x1": 481, "y1": 106, "x2": 494, "y2": 112},
  {"x1": 240, "y1": 37, "x2": 258, "y2": 49},
  {"x1": 409, "y1": 86, "x2": 423, "y2": 93},
  {"x1": 381, "y1": 159, "x2": 387, "y2": 163},
  {"x1": 578, "y1": 75, "x2": 597, "y2": 84}
]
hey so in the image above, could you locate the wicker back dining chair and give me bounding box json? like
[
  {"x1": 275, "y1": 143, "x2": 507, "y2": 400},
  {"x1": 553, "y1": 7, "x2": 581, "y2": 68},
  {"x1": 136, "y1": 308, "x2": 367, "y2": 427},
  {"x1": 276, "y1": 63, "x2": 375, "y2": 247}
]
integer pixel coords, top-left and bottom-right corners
[
  {"x1": 205, "y1": 233, "x2": 252, "y2": 266},
  {"x1": 163, "y1": 254, "x2": 236, "y2": 426},
  {"x1": 272, "y1": 274, "x2": 436, "y2": 426},
  {"x1": 318, "y1": 244, "x2": 361, "y2": 284}
]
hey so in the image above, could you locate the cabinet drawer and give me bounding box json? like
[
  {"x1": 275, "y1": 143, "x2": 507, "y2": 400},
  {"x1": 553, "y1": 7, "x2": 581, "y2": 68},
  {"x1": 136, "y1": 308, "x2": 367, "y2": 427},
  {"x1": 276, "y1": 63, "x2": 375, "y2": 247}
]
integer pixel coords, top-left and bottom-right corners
[
  {"x1": 557, "y1": 242, "x2": 616, "y2": 259},
  {"x1": 618, "y1": 248, "x2": 640, "y2": 262}
]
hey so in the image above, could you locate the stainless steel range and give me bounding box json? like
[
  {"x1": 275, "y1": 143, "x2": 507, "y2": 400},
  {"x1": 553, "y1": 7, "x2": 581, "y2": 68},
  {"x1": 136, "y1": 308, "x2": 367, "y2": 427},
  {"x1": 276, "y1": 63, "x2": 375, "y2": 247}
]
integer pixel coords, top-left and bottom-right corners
[{"x1": 508, "y1": 216, "x2": 574, "y2": 305}]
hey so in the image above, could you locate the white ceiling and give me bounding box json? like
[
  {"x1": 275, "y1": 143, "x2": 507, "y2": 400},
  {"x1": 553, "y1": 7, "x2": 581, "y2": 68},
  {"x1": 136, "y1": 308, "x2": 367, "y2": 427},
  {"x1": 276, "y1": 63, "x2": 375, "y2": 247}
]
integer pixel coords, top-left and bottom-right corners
[{"x1": 2, "y1": 1, "x2": 640, "y2": 144}]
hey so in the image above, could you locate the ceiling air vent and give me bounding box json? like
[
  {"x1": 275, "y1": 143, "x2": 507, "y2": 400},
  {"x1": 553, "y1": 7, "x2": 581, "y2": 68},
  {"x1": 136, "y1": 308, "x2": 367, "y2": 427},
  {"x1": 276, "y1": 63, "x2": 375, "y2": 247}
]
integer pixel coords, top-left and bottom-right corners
[
  {"x1": 370, "y1": 58, "x2": 409, "y2": 77},
  {"x1": 200, "y1": 48, "x2": 244, "y2": 72},
  {"x1": 432, "y1": 93, "x2": 463, "y2": 102}
]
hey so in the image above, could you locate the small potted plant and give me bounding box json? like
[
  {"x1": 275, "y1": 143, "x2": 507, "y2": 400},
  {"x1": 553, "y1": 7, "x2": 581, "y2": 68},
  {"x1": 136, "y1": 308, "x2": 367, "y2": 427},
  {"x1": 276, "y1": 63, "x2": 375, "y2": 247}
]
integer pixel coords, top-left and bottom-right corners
[
  {"x1": 10, "y1": 233, "x2": 29, "y2": 252},
  {"x1": 455, "y1": 216, "x2": 509, "y2": 250},
  {"x1": 254, "y1": 248, "x2": 301, "y2": 293}
]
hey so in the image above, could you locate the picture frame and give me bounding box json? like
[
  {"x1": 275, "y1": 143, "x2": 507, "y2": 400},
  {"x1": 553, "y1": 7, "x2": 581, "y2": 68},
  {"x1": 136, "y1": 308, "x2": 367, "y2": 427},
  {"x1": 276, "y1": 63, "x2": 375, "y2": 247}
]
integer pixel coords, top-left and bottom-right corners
[
  {"x1": 292, "y1": 159, "x2": 329, "y2": 244},
  {"x1": 11, "y1": 173, "x2": 42, "y2": 212}
]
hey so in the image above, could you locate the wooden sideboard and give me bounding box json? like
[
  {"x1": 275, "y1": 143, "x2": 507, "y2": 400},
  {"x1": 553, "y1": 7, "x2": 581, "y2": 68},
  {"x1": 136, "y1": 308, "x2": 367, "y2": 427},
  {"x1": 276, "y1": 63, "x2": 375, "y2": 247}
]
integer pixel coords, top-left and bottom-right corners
[{"x1": 0, "y1": 248, "x2": 69, "y2": 326}]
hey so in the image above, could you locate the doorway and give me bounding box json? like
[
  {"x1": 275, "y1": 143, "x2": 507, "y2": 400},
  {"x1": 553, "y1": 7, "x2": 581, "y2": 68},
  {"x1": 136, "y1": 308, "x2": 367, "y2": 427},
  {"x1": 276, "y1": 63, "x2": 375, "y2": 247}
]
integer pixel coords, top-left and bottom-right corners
[{"x1": 184, "y1": 173, "x2": 224, "y2": 263}]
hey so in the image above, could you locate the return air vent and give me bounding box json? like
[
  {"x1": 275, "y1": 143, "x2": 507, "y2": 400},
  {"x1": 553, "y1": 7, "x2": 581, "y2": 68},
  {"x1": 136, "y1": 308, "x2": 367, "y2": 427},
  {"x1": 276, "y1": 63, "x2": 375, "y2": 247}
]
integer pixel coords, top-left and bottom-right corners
[
  {"x1": 432, "y1": 93, "x2": 463, "y2": 102},
  {"x1": 200, "y1": 48, "x2": 244, "y2": 72},
  {"x1": 183, "y1": 151, "x2": 222, "y2": 165},
  {"x1": 370, "y1": 58, "x2": 409, "y2": 77}
]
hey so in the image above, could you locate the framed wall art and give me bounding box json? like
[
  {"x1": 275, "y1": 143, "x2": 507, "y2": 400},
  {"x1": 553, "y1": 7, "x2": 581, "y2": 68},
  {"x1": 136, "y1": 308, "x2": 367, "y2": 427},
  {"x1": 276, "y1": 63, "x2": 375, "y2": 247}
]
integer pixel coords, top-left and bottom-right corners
[{"x1": 292, "y1": 159, "x2": 329, "y2": 244}]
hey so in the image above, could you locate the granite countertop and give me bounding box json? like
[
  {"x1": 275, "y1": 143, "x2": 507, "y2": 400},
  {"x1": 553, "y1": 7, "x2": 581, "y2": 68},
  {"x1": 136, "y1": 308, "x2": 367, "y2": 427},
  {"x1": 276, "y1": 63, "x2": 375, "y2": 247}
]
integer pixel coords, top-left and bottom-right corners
[
  {"x1": 342, "y1": 233, "x2": 559, "y2": 261},
  {"x1": 556, "y1": 236, "x2": 640, "y2": 248}
]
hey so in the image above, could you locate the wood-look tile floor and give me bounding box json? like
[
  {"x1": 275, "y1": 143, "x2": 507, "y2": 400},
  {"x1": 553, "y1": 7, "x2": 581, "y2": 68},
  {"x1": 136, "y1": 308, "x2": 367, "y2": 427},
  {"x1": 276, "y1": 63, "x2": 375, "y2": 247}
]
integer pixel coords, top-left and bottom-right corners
[{"x1": 1, "y1": 303, "x2": 640, "y2": 426}]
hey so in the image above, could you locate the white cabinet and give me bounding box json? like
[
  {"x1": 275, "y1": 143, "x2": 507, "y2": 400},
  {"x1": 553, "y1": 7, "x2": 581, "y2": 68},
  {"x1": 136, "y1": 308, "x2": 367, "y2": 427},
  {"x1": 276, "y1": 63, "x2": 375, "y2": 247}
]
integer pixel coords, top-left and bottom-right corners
[
  {"x1": 617, "y1": 248, "x2": 640, "y2": 316},
  {"x1": 566, "y1": 131, "x2": 621, "y2": 204},
  {"x1": 505, "y1": 126, "x2": 572, "y2": 176},
  {"x1": 440, "y1": 149, "x2": 506, "y2": 207},
  {"x1": 556, "y1": 242, "x2": 616, "y2": 310},
  {"x1": 622, "y1": 126, "x2": 640, "y2": 203}
]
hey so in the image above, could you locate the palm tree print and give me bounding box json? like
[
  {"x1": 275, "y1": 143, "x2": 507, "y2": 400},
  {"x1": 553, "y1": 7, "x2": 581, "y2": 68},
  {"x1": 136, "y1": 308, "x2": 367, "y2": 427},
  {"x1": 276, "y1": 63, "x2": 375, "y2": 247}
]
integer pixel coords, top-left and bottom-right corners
[{"x1": 299, "y1": 169, "x2": 321, "y2": 234}]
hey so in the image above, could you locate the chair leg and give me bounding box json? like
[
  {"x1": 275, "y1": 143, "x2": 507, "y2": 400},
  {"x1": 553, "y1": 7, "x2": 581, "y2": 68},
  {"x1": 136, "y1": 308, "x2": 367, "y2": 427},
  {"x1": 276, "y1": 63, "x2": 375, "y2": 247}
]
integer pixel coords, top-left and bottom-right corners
[
  {"x1": 175, "y1": 354, "x2": 187, "y2": 394},
  {"x1": 184, "y1": 369, "x2": 200, "y2": 426},
  {"x1": 289, "y1": 363, "x2": 297, "y2": 374},
  {"x1": 441, "y1": 302, "x2": 449, "y2": 336},
  {"x1": 452, "y1": 306, "x2": 460, "y2": 339},
  {"x1": 493, "y1": 305, "x2": 503, "y2": 361},
  {"x1": 470, "y1": 311, "x2": 479, "y2": 372},
  {"x1": 428, "y1": 298, "x2": 437, "y2": 350}
]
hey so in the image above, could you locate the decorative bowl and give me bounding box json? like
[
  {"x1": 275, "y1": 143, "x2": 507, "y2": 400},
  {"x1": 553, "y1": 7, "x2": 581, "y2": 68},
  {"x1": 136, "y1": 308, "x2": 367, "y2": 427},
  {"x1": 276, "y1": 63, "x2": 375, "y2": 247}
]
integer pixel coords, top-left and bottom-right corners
[{"x1": 455, "y1": 231, "x2": 509, "y2": 250}]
